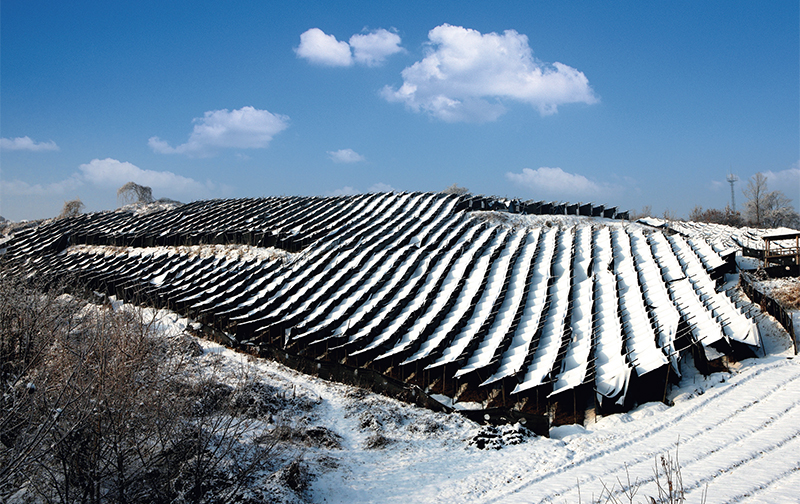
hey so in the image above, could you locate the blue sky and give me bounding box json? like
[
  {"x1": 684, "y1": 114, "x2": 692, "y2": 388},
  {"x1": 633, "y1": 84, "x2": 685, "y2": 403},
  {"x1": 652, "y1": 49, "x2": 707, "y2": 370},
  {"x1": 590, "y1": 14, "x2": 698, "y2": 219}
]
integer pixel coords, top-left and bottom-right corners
[{"x1": 1, "y1": 0, "x2": 798, "y2": 222}]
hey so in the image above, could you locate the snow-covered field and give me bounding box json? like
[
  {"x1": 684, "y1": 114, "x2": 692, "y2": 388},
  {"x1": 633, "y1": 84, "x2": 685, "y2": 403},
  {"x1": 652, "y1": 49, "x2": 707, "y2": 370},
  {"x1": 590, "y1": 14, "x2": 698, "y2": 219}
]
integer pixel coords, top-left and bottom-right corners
[
  {"x1": 147, "y1": 295, "x2": 799, "y2": 504},
  {"x1": 5, "y1": 195, "x2": 799, "y2": 503}
]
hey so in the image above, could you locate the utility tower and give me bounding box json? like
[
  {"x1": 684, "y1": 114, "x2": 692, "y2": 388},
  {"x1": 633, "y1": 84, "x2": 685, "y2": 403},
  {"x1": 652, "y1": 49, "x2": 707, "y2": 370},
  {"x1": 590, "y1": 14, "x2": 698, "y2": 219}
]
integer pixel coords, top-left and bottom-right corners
[{"x1": 726, "y1": 173, "x2": 739, "y2": 212}]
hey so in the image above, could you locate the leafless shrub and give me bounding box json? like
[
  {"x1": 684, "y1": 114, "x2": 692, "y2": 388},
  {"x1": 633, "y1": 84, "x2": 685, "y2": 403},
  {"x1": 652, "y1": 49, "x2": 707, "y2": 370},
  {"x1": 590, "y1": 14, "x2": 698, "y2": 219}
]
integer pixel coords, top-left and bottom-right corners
[
  {"x1": 272, "y1": 424, "x2": 342, "y2": 450},
  {"x1": 442, "y1": 183, "x2": 470, "y2": 195},
  {"x1": 0, "y1": 267, "x2": 292, "y2": 504},
  {"x1": 59, "y1": 198, "x2": 85, "y2": 218},
  {"x1": 629, "y1": 205, "x2": 653, "y2": 221},
  {"x1": 688, "y1": 205, "x2": 743, "y2": 227},
  {"x1": 364, "y1": 433, "x2": 392, "y2": 450},
  {"x1": 581, "y1": 443, "x2": 708, "y2": 504},
  {"x1": 117, "y1": 181, "x2": 154, "y2": 205},
  {"x1": 771, "y1": 280, "x2": 800, "y2": 310}
]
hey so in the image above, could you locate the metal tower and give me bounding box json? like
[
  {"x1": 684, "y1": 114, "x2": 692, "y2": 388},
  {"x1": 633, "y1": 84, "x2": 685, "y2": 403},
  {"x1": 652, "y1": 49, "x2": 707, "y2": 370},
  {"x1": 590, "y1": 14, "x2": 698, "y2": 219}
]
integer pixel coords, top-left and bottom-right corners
[{"x1": 726, "y1": 173, "x2": 739, "y2": 212}]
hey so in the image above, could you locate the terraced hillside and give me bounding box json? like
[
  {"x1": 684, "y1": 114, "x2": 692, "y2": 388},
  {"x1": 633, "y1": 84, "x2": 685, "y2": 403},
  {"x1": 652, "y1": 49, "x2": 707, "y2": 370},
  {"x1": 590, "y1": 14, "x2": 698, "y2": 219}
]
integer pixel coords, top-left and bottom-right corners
[{"x1": 0, "y1": 192, "x2": 762, "y2": 420}]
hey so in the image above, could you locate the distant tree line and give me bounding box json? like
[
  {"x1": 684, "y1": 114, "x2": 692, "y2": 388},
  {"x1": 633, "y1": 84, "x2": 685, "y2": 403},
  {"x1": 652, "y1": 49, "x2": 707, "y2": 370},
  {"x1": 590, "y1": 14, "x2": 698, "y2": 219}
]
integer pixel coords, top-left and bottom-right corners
[{"x1": 690, "y1": 172, "x2": 799, "y2": 229}]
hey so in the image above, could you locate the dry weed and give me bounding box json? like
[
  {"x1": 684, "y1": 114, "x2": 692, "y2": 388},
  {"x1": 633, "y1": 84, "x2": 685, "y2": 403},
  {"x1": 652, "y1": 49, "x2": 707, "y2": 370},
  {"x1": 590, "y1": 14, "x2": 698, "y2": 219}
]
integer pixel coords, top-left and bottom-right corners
[{"x1": 772, "y1": 279, "x2": 800, "y2": 309}]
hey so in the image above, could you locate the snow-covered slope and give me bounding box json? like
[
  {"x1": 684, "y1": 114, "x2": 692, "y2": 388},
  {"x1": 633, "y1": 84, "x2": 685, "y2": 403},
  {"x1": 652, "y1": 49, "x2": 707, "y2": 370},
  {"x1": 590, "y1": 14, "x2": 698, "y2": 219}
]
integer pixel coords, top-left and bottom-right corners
[
  {"x1": 1, "y1": 193, "x2": 766, "y2": 418},
  {"x1": 145, "y1": 297, "x2": 798, "y2": 504}
]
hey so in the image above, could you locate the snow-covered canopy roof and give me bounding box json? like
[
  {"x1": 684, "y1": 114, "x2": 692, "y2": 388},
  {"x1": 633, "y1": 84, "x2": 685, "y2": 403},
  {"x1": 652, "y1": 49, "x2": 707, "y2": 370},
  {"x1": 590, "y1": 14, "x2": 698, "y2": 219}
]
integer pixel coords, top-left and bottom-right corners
[{"x1": 1, "y1": 192, "x2": 761, "y2": 413}]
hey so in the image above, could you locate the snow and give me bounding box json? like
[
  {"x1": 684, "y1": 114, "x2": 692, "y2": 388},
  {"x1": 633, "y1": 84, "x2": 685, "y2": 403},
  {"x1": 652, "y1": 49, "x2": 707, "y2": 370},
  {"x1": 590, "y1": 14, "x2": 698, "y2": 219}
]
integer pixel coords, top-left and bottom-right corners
[
  {"x1": 9, "y1": 196, "x2": 800, "y2": 503},
  {"x1": 425, "y1": 228, "x2": 513, "y2": 370},
  {"x1": 612, "y1": 227, "x2": 668, "y2": 376},
  {"x1": 453, "y1": 229, "x2": 532, "y2": 378},
  {"x1": 509, "y1": 227, "x2": 570, "y2": 391},
  {"x1": 550, "y1": 226, "x2": 594, "y2": 395},
  {"x1": 589, "y1": 226, "x2": 632, "y2": 405},
  {"x1": 118, "y1": 275, "x2": 799, "y2": 504}
]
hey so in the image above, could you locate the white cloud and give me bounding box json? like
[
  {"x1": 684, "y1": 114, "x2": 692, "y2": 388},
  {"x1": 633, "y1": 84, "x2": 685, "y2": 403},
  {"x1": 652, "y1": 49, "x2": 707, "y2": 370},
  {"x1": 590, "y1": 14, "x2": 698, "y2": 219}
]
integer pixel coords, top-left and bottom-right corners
[
  {"x1": 350, "y1": 29, "x2": 403, "y2": 67},
  {"x1": 296, "y1": 28, "x2": 403, "y2": 67},
  {"x1": 506, "y1": 167, "x2": 614, "y2": 198},
  {"x1": 326, "y1": 182, "x2": 395, "y2": 197},
  {"x1": 368, "y1": 182, "x2": 395, "y2": 193},
  {"x1": 327, "y1": 186, "x2": 359, "y2": 196},
  {"x1": 0, "y1": 136, "x2": 59, "y2": 151},
  {"x1": 295, "y1": 28, "x2": 353, "y2": 67},
  {"x1": 710, "y1": 180, "x2": 726, "y2": 191},
  {"x1": 3, "y1": 158, "x2": 216, "y2": 201},
  {"x1": 79, "y1": 158, "x2": 212, "y2": 196},
  {"x1": 327, "y1": 148, "x2": 365, "y2": 163},
  {"x1": 1, "y1": 177, "x2": 81, "y2": 196},
  {"x1": 382, "y1": 24, "x2": 598, "y2": 122},
  {"x1": 149, "y1": 106, "x2": 289, "y2": 157},
  {"x1": 760, "y1": 166, "x2": 800, "y2": 194}
]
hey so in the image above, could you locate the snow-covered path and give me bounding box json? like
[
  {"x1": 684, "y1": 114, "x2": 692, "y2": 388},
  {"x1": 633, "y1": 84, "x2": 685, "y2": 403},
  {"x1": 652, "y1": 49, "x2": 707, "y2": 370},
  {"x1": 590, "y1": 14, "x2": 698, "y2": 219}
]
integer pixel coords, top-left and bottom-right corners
[
  {"x1": 479, "y1": 355, "x2": 800, "y2": 504},
  {"x1": 310, "y1": 329, "x2": 800, "y2": 504}
]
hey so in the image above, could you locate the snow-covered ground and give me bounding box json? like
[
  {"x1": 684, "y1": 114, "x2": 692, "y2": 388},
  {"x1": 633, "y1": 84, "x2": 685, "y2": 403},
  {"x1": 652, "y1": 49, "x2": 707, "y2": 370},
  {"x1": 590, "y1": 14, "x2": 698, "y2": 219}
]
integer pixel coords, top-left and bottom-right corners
[
  {"x1": 7, "y1": 198, "x2": 797, "y2": 503},
  {"x1": 143, "y1": 290, "x2": 799, "y2": 504}
]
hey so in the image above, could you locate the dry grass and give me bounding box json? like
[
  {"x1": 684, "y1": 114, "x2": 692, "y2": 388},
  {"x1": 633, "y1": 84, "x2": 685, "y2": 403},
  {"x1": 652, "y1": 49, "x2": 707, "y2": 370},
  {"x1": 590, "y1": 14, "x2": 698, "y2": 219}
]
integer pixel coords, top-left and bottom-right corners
[
  {"x1": 772, "y1": 279, "x2": 800, "y2": 310},
  {"x1": 0, "y1": 268, "x2": 300, "y2": 504},
  {"x1": 580, "y1": 443, "x2": 708, "y2": 504}
]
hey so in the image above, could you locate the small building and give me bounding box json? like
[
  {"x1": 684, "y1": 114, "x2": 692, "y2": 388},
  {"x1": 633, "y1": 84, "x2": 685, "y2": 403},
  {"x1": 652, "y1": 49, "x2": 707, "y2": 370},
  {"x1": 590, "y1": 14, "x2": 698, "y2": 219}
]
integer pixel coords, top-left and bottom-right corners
[{"x1": 763, "y1": 230, "x2": 800, "y2": 267}]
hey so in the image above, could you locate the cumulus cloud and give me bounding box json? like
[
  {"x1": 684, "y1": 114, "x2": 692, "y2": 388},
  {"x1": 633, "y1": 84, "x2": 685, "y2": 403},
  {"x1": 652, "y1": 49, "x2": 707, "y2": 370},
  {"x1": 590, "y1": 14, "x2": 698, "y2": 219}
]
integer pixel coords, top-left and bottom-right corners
[
  {"x1": 327, "y1": 186, "x2": 359, "y2": 196},
  {"x1": 78, "y1": 158, "x2": 213, "y2": 195},
  {"x1": 326, "y1": 182, "x2": 395, "y2": 196},
  {"x1": 295, "y1": 28, "x2": 353, "y2": 66},
  {"x1": 3, "y1": 158, "x2": 215, "y2": 200},
  {"x1": 350, "y1": 29, "x2": 403, "y2": 66},
  {"x1": 710, "y1": 180, "x2": 726, "y2": 191},
  {"x1": 382, "y1": 24, "x2": 598, "y2": 122},
  {"x1": 506, "y1": 167, "x2": 615, "y2": 198},
  {"x1": 368, "y1": 182, "x2": 395, "y2": 193},
  {"x1": 149, "y1": 106, "x2": 289, "y2": 157},
  {"x1": 0, "y1": 136, "x2": 59, "y2": 151},
  {"x1": 327, "y1": 148, "x2": 365, "y2": 163},
  {"x1": 1, "y1": 177, "x2": 81, "y2": 196},
  {"x1": 296, "y1": 28, "x2": 402, "y2": 67},
  {"x1": 760, "y1": 166, "x2": 800, "y2": 194}
]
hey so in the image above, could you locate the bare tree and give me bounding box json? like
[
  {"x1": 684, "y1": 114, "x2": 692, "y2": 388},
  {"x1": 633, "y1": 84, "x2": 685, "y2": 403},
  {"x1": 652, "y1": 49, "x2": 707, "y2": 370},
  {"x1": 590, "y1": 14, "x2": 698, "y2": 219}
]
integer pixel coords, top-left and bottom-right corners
[
  {"x1": 743, "y1": 173, "x2": 769, "y2": 226},
  {"x1": 743, "y1": 172, "x2": 799, "y2": 228},
  {"x1": 629, "y1": 205, "x2": 653, "y2": 220},
  {"x1": 1, "y1": 268, "x2": 287, "y2": 504},
  {"x1": 442, "y1": 184, "x2": 470, "y2": 195},
  {"x1": 688, "y1": 205, "x2": 743, "y2": 227},
  {"x1": 117, "y1": 182, "x2": 154, "y2": 205},
  {"x1": 762, "y1": 191, "x2": 800, "y2": 228},
  {"x1": 59, "y1": 199, "x2": 85, "y2": 219},
  {"x1": 661, "y1": 208, "x2": 678, "y2": 221}
]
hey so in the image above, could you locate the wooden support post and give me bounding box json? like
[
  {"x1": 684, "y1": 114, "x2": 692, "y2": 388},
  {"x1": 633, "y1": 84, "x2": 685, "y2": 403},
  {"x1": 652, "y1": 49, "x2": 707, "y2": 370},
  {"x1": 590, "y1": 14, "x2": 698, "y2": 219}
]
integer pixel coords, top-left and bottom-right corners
[{"x1": 573, "y1": 389, "x2": 577, "y2": 425}]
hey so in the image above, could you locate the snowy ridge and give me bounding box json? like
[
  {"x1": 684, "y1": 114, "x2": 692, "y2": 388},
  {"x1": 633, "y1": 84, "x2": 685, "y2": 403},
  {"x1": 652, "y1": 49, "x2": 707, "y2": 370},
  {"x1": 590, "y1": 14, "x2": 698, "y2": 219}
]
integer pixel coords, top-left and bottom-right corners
[
  {"x1": 612, "y1": 227, "x2": 668, "y2": 376},
  {"x1": 649, "y1": 232, "x2": 726, "y2": 357},
  {"x1": 550, "y1": 226, "x2": 594, "y2": 396},
  {"x1": 510, "y1": 227, "x2": 573, "y2": 392},
  {"x1": 424, "y1": 229, "x2": 514, "y2": 370},
  {"x1": 484, "y1": 229, "x2": 558, "y2": 384},
  {"x1": 377, "y1": 224, "x2": 497, "y2": 363},
  {"x1": 453, "y1": 229, "x2": 532, "y2": 379},
  {"x1": 591, "y1": 226, "x2": 632, "y2": 405},
  {"x1": 669, "y1": 234, "x2": 761, "y2": 348},
  {"x1": 629, "y1": 228, "x2": 682, "y2": 374}
]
